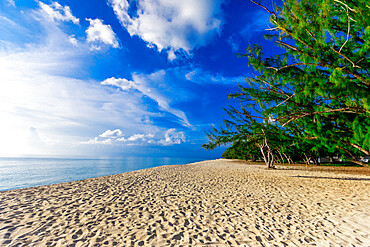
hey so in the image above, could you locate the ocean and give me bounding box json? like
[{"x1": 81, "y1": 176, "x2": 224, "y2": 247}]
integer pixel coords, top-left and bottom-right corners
[{"x1": 0, "y1": 157, "x2": 204, "y2": 191}]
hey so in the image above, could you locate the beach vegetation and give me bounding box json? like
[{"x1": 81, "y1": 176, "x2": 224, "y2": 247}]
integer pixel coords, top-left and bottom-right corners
[{"x1": 203, "y1": 0, "x2": 370, "y2": 167}]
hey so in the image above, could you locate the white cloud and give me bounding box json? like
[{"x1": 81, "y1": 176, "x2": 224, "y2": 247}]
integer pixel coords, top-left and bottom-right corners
[
  {"x1": 0, "y1": 15, "x2": 17, "y2": 26},
  {"x1": 83, "y1": 129, "x2": 184, "y2": 147},
  {"x1": 99, "y1": 129, "x2": 123, "y2": 138},
  {"x1": 167, "y1": 50, "x2": 177, "y2": 61},
  {"x1": 158, "y1": 128, "x2": 186, "y2": 146},
  {"x1": 101, "y1": 77, "x2": 136, "y2": 90},
  {"x1": 108, "y1": 0, "x2": 223, "y2": 58},
  {"x1": 7, "y1": 0, "x2": 15, "y2": 7},
  {"x1": 185, "y1": 70, "x2": 197, "y2": 81},
  {"x1": 83, "y1": 137, "x2": 113, "y2": 145},
  {"x1": 82, "y1": 132, "x2": 156, "y2": 145},
  {"x1": 127, "y1": 134, "x2": 145, "y2": 141},
  {"x1": 0, "y1": 3, "x2": 237, "y2": 156},
  {"x1": 183, "y1": 68, "x2": 245, "y2": 85},
  {"x1": 0, "y1": 11, "x2": 161, "y2": 156},
  {"x1": 38, "y1": 1, "x2": 79, "y2": 24},
  {"x1": 126, "y1": 133, "x2": 154, "y2": 141},
  {"x1": 86, "y1": 18, "x2": 119, "y2": 49},
  {"x1": 101, "y1": 70, "x2": 191, "y2": 127},
  {"x1": 69, "y1": 35, "x2": 78, "y2": 46},
  {"x1": 0, "y1": 52, "x2": 159, "y2": 154},
  {"x1": 26, "y1": 127, "x2": 47, "y2": 153},
  {"x1": 147, "y1": 133, "x2": 155, "y2": 139}
]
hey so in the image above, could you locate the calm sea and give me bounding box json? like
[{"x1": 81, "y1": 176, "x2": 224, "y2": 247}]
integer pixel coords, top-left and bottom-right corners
[{"x1": 0, "y1": 157, "x2": 204, "y2": 191}]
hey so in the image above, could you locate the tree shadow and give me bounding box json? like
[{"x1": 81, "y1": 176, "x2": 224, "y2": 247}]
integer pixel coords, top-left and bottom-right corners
[{"x1": 292, "y1": 175, "x2": 370, "y2": 181}]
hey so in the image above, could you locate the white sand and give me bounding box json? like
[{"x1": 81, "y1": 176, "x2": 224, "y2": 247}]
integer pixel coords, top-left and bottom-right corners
[{"x1": 0, "y1": 159, "x2": 369, "y2": 246}]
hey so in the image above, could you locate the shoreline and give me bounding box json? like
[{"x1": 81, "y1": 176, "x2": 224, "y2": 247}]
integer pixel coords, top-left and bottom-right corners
[
  {"x1": 0, "y1": 157, "x2": 207, "y2": 192},
  {"x1": 1, "y1": 159, "x2": 369, "y2": 246},
  {"x1": 2, "y1": 158, "x2": 369, "y2": 193}
]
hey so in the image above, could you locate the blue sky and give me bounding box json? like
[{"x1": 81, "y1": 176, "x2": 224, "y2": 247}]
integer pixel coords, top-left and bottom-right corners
[{"x1": 0, "y1": 0, "x2": 277, "y2": 158}]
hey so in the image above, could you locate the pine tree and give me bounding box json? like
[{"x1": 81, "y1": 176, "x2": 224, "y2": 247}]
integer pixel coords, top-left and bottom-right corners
[
  {"x1": 204, "y1": 0, "x2": 370, "y2": 166},
  {"x1": 246, "y1": 0, "x2": 370, "y2": 165}
]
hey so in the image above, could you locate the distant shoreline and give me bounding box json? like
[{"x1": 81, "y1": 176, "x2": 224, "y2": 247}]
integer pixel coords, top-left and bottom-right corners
[
  {"x1": 0, "y1": 157, "x2": 207, "y2": 191},
  {"x1": 0, "y1": 159, "x2": 369, "y2": 246}
]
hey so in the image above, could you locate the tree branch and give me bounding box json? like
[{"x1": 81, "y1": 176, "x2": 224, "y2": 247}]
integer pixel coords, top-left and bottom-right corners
[
  {"x1": 267, "y1": 62, "x2": 321, "y2": 71},
  {"x1": 276, "y1": 41, "x2": 370, "y2": 87},
  {"x1": 339, "y1": 3, "x2": 351, "y2": 53},
  {"x1": 331, "y1": 47, "x2": 362, "y2": 69},
  {"x1": 334, "y1": 0, "x2": 356, "y2": 12},
  {"x1": 280, "y1": 107, "x2": 362, "y2": 127},
  {"x1": 249, "y1": 0, "x2": 278, "y2": 22},
  {"x1": 271, "y1": 93, "x2": 295, "y2": 109},
  {"x1": 256, "y1": 76, "x2": 290, "y2": 97},
  {"x1": 233, "y1": 108, "x2": 269, "y2": 120},
  {"x1": 346, "y1": 142, "x2": 370, "y2": 156}
]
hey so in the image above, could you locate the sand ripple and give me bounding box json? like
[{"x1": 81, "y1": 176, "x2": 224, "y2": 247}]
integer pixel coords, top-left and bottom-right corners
[{"x1": 0, "y1": 159, "x2": 369, "y2": 246}]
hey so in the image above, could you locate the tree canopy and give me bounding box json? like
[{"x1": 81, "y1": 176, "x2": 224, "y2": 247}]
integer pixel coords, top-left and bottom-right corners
[{"x1": 203, "y1": 0, "x2": 370, "y2": 167}]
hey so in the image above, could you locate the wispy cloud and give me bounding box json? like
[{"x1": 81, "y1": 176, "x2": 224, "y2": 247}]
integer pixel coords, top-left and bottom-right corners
[
  {"x1": 38, "y1": 1, "x2": 79, "y2": 24},
  {"x1": 240, "y1": 10, "x2": 270, "y2": 40},
  {"x1": 227, "y1": 34, "x2": 241, "y2": 53},
  {"x1": 108, "y1": 0, "x2": 224, "y2": 59},
  {"x1": 0, "y1": 1, "x2": 237, "y2": 157},
  {"x1": 102, "y1": 70, "x2": 192, "y2": 127},
  {"x1": 184, "y1": 68, "x2": 245, "y2": 85},
  {"x1": 6, "y1": 0, "x2": 15, "y2": 7},
  {"x1": 0, "y1": 6, "x2": 158, "y2": 156}
]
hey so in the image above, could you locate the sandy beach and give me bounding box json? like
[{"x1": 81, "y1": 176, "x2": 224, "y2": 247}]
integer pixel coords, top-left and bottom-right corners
[{"x1": 0, "y1": 159, "x2": 369, "y2": 246}]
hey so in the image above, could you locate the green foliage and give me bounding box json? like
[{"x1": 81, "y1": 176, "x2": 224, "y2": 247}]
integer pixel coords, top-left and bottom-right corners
[
  {"x1": 221, "y1": 140, "x2": 260, "y2": 160},
  {"x1": 204, "y1": 0, "x2": 370, "y2": 166}
]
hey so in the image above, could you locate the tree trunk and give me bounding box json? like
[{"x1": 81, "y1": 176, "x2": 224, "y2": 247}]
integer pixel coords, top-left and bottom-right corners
[
  {"x1": 251, "y1": 155, "x2": 256, "y2": 162},
  {"x1": 303, "y1": 153, "x2": 311, "y2": 166},
  {"x1": 267, "y1": 145, "x2": 275, "y2": 168},
  {"x1": 276, "y1": 148, "x2": 285, "y2": 164},
  {"x1": 258, "y1": 132, "x2": 275, "y2": 169},
  {"x1": 346, "y1": 142, "x2": 370, "y2": 156},
  {"x1": 259, "y1": 144, "x2": 268, "y2": 165},
  {"x1": 274, "y1": 151, "x2": 282, "y2": 163},
  {"x1": 288, "y1": 156, "x2": 294, "y2": 164},
  {"x1": 281, "y1": 152, "x2": 292, "y2": 164},
  {"x1": 337, "y1": 146, "x2": 369, "y2": 167},
  {"x1": 348, "y1": 159, "x2": 369, "y2": 167}
]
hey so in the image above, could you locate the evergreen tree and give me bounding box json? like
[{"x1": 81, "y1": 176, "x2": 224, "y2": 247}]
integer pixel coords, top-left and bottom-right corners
[
  {"x1": 204, "y1": 0, "x2": 370, "y2": 166},
  {"x1": 248, "y1": 0, "x2": 370, "y2": 165}
]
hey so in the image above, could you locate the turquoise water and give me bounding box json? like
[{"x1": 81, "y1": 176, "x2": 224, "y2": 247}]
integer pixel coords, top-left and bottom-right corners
[{"x1": 0, "y1": 157, "x2": 203, "y2": 191}]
